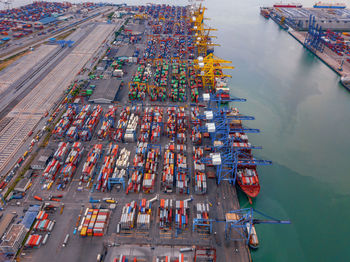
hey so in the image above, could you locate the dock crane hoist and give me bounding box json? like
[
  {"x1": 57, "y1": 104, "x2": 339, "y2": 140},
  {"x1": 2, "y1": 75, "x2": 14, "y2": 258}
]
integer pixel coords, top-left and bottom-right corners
[
  {"x1": 192, "y1": 208, "x2": 291, "y2": 249},
  {"x1": 224, "y1": 208, "x2": 291, "y2": 248},
  {"x1": 194, "y1": 53, "x2": 234, "y2": 90},
  {"x1": 191, "y1": 4, "x2": 220, "y2": 56}
]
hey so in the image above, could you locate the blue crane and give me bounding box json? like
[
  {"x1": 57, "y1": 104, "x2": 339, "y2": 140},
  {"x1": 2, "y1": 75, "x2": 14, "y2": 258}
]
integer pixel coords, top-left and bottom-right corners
[
  {"x1": 304, "y1": 15, "x2": 324, "y2": 52},
  {"x1": 200, "y1": 90, "x2": 246, "y2": 108},
  {"x1": 224, "y1": 208, "x2": 291, "y2": 248},
  {"x1": 192, "y1": 218, "x2": 216, "y2": 234},
  {"x1": 108, "y1": 177, "x2": 126, "y2": 191},
  {"x1": 216, "y1": 148, "x2": 272, "y2": 185},
  {"x1": 207, "y1": 117, "x2": 260, "y2": 144},
  {"x1": 197, "y1": 108, "x2": 255, "y2": 121}
]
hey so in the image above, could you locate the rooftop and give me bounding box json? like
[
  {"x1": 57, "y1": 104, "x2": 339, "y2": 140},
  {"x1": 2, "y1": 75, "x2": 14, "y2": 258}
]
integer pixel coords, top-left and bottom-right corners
[
  {"x1": 0, "y1": 213, "x2": 16, "y2": 239},
  {"x1": 125, "y1": 23, "x2": 145, "y2": 35},
  {"x1": 38, "y1": 16, "x2": 57, "y2": 25},
  {"x1": 14, "y1": 178, "x2": 30, "y2": 192},
  {"x1": 1, "y1": 224, "x2": 26, "y2": 248},
  {"x1": 88, "y1": 79, "x2": 122, "y2": 103},
  {"x1": 115, "y1": 45, "x2": 135, "y2": 58}
]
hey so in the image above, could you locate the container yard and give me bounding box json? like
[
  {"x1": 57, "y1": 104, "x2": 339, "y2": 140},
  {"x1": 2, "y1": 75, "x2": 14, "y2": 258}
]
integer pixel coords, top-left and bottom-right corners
[
  {"x1": 0, "y1": 3, "x2": 292, "y2": 262},
  {"x1": 260, "y1": 3, "x2": 350, "y2": 89}
]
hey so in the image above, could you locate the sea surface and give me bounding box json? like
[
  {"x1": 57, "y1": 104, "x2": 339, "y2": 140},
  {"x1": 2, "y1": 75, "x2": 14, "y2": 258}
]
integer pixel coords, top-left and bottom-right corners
[
  {"x1": 204, "y1": 0, "x2": 350, "y2": 261},
  {"x1": 4, "y1": 0, "x2": 350, "y2": 261}
]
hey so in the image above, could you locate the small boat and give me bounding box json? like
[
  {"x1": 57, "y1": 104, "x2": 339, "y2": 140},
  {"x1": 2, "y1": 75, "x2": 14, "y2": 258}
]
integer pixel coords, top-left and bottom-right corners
[{"x1": 246, "y1": 223, "x2": 259, "y2": 249}]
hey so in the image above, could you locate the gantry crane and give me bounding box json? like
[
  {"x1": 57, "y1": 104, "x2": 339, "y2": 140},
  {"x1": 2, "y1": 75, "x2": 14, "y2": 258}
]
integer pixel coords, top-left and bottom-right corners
[
  {"x1": 191, "y1": 3, "x2": 206, "y2": 29},
  {"x1": 191, "y1": 3, "x2": 220, "y2": 56},
  {"x1": 195, "y1": 28, "x2": 220, "y2": 57},
  {"x1": 134, "y1": 13, "x2": 148, "y2": 20},
  {"x1": 194, "y1": 53, "x2": 234, "y2": 90},
  {"x1": 224, "y1": 208, "x2": 291, "y2": 248},
  {"x1": 191, "y1": 208, "x2": 290, "y2": 249}
]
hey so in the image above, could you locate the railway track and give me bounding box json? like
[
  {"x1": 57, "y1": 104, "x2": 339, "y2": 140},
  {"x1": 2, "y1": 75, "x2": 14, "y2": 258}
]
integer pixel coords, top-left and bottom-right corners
[{"x1": 0, "y1": 21, "x2": 118, "y2": 177}]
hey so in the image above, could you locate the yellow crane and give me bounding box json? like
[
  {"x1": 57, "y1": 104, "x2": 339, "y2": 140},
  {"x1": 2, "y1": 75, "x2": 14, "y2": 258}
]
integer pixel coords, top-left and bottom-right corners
[
  {"x1": 195, "y1": 28, "x2": 220, "y2": 57},
  {"x1": 191, "y1": 4, "x2": 220, "y2": 56},
  {"x1": 194, "y1": 53, "x2": 234, "y2": 90},
  {"x1": 134, "y1": 13, "x2": 148, "y2": 20},
  {"x1": 191, "y1": 3, "x2": 206, "y2": 28}
]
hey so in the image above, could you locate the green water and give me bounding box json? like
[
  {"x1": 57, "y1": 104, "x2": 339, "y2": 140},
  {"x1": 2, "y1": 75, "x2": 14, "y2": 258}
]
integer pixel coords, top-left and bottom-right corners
[{"x1": 203, "y1": 0, "x2": 350, "y2": 261}]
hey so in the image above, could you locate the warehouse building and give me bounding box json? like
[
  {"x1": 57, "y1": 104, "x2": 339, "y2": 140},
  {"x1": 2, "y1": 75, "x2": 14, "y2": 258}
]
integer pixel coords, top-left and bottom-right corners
[
  {"x1": 115, "y1": 45, "x2": 137, "y2": 62},
  {"x1": 125, "y1": 23, "x2": 145, "y2": 35},
  {"x1": 0, "y1": 224, "x2": 27, "y2": 254},
  {"x1": 14, "y1": 178, "x2": 31, "y2": 193},
  {"x1": 0, "y1": 213, "x2": 16, "y2": 240},
  {"x1": 272, "y1": 7, "x2": 350, "y2": 31},
  {"x1": 88, "y1": 79, "x2": 122, "y2": 103},
  {"x1": 31, "y1": 149, "x2": 52, "y2": 170},
  {"x1": 37, "y1": 16, "x2": 57, "y2": 25}
]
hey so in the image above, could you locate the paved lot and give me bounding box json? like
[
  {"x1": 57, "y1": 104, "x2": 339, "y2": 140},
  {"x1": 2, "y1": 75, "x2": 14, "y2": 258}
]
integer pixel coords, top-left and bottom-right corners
[
  {"x1": 0, "y1": 45, "x2": 58, "y2": 96},
  {"x1": 2, "y1": 7, "x2": 253, "y2": 262},
  {"x1": 0, "y1": 23, "x2": 119, "y2": 175}
]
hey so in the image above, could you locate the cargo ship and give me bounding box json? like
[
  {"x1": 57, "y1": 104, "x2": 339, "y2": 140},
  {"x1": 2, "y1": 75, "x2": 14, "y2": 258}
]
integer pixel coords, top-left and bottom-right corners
[
  {"x1": 340, "y1": 75, "x2": 350, "y2": 91},
  {"x1": 223, "y1": 107, "x2": 261, "y2": 198},
  {"x1": 237, "y1": 168, "x2": 260, "y2": 198},
  {"x1": 273, "y1": 3, "x2": 302, "y2": 8},
  {"x1": 313, "y1": 2, "x2": 346, "y2": 8},
  {"x1": 269, "y1": 13, "x2": 289, "y2": 30},
  {"x1": 260, "y1": 7, "x2": 271, "y2": 18}
]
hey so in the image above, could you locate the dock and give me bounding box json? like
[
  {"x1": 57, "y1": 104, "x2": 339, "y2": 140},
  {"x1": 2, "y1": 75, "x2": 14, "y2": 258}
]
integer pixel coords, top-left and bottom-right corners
[
  {"x1": 289, "y1": 30, "x2": 350, "y2": 76},
  {"x1": 263, "y1": 4, "x2": 350, "y2": 81},
  {"x1": 0, "y1": 3, "x2": 284, "y2": 262}
]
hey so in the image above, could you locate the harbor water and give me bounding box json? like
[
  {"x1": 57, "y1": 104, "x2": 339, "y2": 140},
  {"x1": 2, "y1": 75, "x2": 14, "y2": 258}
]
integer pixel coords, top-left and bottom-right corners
[
  {"x1": 204, "y1": 0, "x2": 350, "y2": 261},
  {"x1": 3, "y1": 0, "x2": 350, "y2": 261}
]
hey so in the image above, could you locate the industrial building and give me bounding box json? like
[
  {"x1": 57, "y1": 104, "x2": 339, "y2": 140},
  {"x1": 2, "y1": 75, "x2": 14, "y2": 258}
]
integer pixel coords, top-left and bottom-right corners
[
  {"x1": 14, "y1": 178, "x2": 31, "y2": 193},
  {"x1": 0, "y1": 224, "x2": 27, "y2": 254},
  {"x1": 125, "y1": 23, "x2": 145, "y2": 35},
  {"x1": 30, "y1": 149, "x2": 52, "y2": 170},
  {"x1": 37, "y1": 16, "x2": 58, "y2": 25},
  {"x1": 88, "y1": 79, "x2": 122, "y2": 103},
  {"x1": 271, "y1": 7, "x2": 350, "y2": 31},
  {"x1": 114, "y1": 45, "x2": 137, "y2": 62},
  {"x1": 0, "y1": 213, "x2": 16, "y2": 240}
]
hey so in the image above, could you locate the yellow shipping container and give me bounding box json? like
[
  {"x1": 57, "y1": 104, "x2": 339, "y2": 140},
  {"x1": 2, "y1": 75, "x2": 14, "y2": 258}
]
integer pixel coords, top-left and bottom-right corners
[{"x1": 80, "y1": 227, "x2": 87, "y2": 236}]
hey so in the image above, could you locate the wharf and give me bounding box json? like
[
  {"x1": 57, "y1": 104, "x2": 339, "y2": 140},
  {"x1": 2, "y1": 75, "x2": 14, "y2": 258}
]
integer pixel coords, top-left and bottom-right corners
[
  {"x1": 0, "y1": 4, "x2": 268, "y2": 262},
  {"x1": 289, "y1": 30, "x2": 349, "y2": 77}
]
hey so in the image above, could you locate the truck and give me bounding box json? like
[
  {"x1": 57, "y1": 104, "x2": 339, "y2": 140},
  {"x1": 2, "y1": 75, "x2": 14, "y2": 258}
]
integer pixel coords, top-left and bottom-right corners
[
  {"x1": 11, "y1": 193, "x2": 24, "y2": 200},
  {"x1": 34, "y1": 196, "x2": 43, "y2": 201},
  {"x1": 62, "y1": 234, "x2": 69, "y2": 247},
  {"x1": 89, "y1": 197, "x2": 100, "y2": 203}
]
